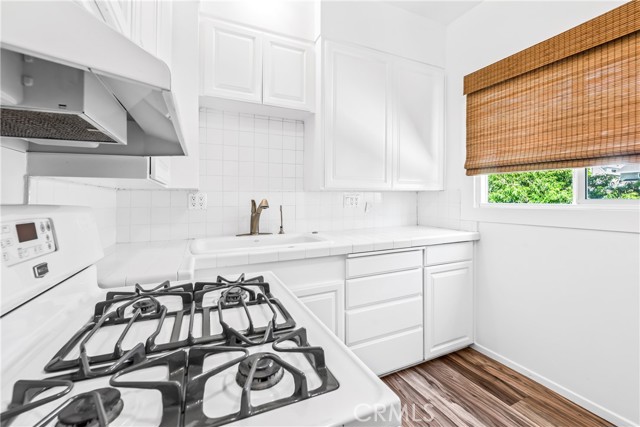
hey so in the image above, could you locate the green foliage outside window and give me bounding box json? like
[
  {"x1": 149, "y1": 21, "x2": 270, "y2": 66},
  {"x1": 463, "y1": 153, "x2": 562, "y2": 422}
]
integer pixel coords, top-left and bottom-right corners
[
  {"x1": 488, "y1": 170, "x2": 573, "y2": 204},
  {"x1": 586, "y1": 169, "x2": 640, "y2": 200}
]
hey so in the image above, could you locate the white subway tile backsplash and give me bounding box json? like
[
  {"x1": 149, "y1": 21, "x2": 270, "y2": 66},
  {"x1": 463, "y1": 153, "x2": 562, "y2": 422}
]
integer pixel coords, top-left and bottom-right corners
[
  {"x1": 115, "y1": 109, "x2": 418, "y2": 243},
  {"x1": 151, "y1": 191, "x2": 171, "y2": 207}
]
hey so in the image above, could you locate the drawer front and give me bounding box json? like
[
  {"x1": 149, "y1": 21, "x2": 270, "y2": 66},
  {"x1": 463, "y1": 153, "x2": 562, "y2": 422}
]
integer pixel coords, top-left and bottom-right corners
[
  {"x1": 347, "y1": 250, "x2": 422, "y2": 278},
  {"x1": 425, "y1": 242, "x2": 473, "y2": 266},
  {"x1": 347, "y1": 268, "x2": 422, "y2": 309},
  {"x1": 350, "y1": 328, "x2": 423, "y2": 376},
  {"x1": 346, "y1": 296, "x2": 422, "y2": 345}
]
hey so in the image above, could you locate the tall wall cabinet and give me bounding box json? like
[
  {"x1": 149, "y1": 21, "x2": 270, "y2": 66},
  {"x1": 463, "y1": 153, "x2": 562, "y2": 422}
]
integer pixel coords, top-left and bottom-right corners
[{"x1": 306, "y1": 40, "x2": 445, "y2": 191}]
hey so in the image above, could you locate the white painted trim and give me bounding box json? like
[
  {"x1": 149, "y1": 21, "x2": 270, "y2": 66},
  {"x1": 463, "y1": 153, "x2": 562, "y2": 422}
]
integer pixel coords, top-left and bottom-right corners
[
  {"x1": 471, "y1": 343, "x2": 639, "y2": 427},
  {"x1": 461, "y1": 173, "x2": 640, "y2": 233}
]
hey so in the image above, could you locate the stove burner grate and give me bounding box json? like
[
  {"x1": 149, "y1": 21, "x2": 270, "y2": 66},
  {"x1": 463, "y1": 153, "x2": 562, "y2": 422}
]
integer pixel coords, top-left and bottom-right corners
[
  {"x1": 235, "y1": 353, "x2": 285, "y2": 390},
  {"x1": 56, "y1": 387, "x2": 123, "y2": 427}
]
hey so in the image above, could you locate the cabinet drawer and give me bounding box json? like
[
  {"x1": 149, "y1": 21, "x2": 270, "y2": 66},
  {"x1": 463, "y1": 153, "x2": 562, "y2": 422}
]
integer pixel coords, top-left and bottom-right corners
[
  {"x1": 347, "y1": 268, "x2": 421, "y2": 309},
  {"x1": 425, "y1": 242, "x2": 473, "y2": 266},
  {"x1": 350, "y1": 328, "x2": 423, "y2": 376},
  {"x1": 346, "y1": 296, "x2": 422, "y2": 345},
  {"x1": 347, "y1": 250, "x2": 422, "y2": 278}
]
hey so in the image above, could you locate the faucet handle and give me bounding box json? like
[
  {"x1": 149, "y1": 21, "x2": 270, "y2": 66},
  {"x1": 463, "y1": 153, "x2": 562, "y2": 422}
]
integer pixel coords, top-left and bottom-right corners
[{"x1": 251, "y1": 199, "x2": 257, "y2": 213}]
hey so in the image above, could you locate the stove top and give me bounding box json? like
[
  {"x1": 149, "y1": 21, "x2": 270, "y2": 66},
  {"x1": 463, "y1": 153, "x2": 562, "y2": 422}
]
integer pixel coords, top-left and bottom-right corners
[{"x1": 0, "y1": 275, "x2": 339, "y2": 427}]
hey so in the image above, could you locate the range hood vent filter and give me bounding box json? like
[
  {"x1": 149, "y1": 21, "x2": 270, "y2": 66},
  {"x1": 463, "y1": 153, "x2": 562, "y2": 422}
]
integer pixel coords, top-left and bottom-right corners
[{"x1": 1, "y1": 109, "x2": 119, "y2": 143}]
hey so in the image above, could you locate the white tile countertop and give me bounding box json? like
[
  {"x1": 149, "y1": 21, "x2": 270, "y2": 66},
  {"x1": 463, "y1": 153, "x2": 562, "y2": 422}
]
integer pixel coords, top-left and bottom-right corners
[{"x1": 97, "y1": 226, "x2": 479, "y2": 287}]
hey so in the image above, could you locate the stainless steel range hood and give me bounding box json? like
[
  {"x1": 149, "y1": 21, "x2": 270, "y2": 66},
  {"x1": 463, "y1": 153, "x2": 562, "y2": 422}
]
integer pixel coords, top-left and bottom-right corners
[{"x1": 0, "y1": 1, "x2": 187, "y2": 156}]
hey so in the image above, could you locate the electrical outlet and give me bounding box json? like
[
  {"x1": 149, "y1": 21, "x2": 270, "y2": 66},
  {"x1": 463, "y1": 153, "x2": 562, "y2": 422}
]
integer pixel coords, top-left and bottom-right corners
[
  {"x1": 343, "y1": 192, "x2": 363, "y2": 208},
  {"x1": 188, "y1": 192, "x2": 207, "y2": 210}
]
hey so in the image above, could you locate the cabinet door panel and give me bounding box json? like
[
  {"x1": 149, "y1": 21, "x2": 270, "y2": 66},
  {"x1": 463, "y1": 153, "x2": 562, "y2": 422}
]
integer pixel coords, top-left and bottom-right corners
[
  {"x1": 294, "y1": 282, "x2": 344, "y2": 341},
  {"x1": 324, "y1": 42, "x2": 392, "y2": 189},
  {"x1": 394, "y1": 61, "x2": 444, "y2": 190},
  {"x1": 263, "y1": 36, "x2": 314, "y2": 111},
  {"x1": 132, "y1": 0, "x2": 158, "y2": 56},
  {"x1": 425, "y1": 261, "x2": 473, "y2": 359},
  {"x1": 200, "y1": 20, "x2": 262, "y2": 103}
]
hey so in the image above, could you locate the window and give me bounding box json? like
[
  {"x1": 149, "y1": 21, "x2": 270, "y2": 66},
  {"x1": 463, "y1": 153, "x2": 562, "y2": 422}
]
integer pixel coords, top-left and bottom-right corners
[
  {"x1": 586, "y1": 165, "x2": 640, "y2": 200},
  {"x1": 488, "y1": 170, "x2": 573, "y2": 204},
  {"x1": 486, "y1": 164, "x2": 640, "y2": 204}
]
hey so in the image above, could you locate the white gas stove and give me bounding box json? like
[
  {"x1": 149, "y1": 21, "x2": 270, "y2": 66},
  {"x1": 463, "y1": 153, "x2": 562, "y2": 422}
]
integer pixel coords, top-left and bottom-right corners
[{"x1": 0, "y1": 205, "x2": 400, "y2": 426}]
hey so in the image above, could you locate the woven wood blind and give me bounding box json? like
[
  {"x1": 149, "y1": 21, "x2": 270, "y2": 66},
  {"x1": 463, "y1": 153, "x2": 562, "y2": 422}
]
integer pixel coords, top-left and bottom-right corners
[{"x1": 464, "y1": 1, "x2": 640, "y2": 176}]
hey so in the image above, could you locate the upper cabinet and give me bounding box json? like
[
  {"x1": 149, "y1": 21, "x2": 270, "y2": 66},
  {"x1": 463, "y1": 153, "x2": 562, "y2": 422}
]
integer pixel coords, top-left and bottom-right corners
[
  {"x1": 199, "y1": 18, "x2": 314, "y2": 112},
  {"x1": 263, "y1": 35, "x2": 314, "y2": 111},
  {"x1": 200, "y1": 20, "x2": 263, "y2": 103},
  {"x1": 323, "y1": 41, "x2": 392, "y2": 190},
  {"x1": 306, "y1": 40, "x2": 445, "y2": 191},
  {"x1": 393, "y1": 59, "x2": 444, "y2": 190}
]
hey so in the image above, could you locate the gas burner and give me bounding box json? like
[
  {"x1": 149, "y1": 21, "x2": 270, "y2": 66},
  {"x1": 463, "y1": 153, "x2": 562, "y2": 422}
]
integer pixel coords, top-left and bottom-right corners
[
  {"x1": 235, "y1": 353, "x2": 285, "y2": 390},
  {"x1": 132, "y1": 299, "x2": 156, "y2": 313},
  {"x1": 223, "y1": 286, "x2": 248, "y2": 304},
  {"x1": 56, "y1": 388, "x2": 123, "y2": 427}
]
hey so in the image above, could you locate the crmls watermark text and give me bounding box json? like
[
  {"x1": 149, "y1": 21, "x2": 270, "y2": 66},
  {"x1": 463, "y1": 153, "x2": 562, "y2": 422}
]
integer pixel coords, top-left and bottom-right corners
[{"x1": 354, "y1": 402, "x2": 436, "y2": 423}]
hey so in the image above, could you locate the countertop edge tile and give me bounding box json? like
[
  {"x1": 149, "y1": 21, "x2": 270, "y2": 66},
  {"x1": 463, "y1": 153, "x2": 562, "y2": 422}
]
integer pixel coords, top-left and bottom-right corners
[{"x1": 98, "y1": 227, "x2": 480, "y2": 286}]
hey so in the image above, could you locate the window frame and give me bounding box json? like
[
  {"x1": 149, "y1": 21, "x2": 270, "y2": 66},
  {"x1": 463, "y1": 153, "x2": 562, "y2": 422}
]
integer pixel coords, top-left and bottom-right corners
[
  {"x1": 479, "y1": 168, "x2": 640, "y2": 208},
  {"x1": 461, "y1": 170, "x2": 640, "y2": 233}
]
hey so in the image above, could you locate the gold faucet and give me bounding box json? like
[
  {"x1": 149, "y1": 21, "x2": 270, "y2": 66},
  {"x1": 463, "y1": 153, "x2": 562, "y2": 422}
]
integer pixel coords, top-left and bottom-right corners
[{"x1": 238, "y1": 199, "x2": 271, "y2": 236}]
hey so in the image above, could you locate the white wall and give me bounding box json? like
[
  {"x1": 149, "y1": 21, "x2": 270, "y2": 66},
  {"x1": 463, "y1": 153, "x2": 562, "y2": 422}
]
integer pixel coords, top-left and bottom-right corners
[
  {"x1": 199, "y1": 0, "x2": 317, "y2": 41},
  {"x1": 474, "y1": 222, "x2": 639, "y2": 426},
  {"x1": 115, "y1": 109, "x2": 417, "y2": 243},
  {"x1": 321, "y1": 1, "x2": 446, "y2": 67},
  {"x1": 1, "y1": 145, "x2": 117, "y2": 249},
  {"x1": 417, "y1": 1, "x2": 639, "y2": 425}
]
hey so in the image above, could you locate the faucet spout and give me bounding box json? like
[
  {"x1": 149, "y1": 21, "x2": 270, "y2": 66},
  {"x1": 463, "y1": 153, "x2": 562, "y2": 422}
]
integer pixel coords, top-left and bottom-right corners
[{"x1": 242, "y1": 198, "x2": 271, "y2": 236}]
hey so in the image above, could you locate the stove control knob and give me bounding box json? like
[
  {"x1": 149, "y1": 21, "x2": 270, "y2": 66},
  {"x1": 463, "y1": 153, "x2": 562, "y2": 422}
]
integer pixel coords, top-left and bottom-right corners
[
  {"x1": 2, "y1": 252, "x2": 9, "y2": 262},
  {"x1": 33, "y1": 262, "x2": 49, "y2": 278},
  {"x1": 40, "y1": 222, "x2": 45, "y2": 232}
]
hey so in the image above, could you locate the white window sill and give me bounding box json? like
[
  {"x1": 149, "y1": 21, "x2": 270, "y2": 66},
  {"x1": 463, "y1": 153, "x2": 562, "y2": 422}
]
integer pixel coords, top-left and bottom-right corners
[{"x1": 461, "y1": 178, "x2": 640, "y2": 233}]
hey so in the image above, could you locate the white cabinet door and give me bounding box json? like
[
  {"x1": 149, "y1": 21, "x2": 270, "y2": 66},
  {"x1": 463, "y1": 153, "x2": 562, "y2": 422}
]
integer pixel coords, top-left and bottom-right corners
[
  {"x1": 424, "y1": 261, "x2": 473, "y2": 359},
  {"x1": 200, "y1": 19, "x2": 262, "y2": 103},
  {"x1": 393, "y1": 60, "x2": 444, "y2": 190},
  {"x1": 95, "y1": 0, "x2": 134, "y2": 38},
  {"x1": 324, "y1": 41, "x2": 392, "y2": 190},
  {"x1": 263, "y1": 36, "x2": 314, "y2": 111},
  {"x1": 293, "y1": 282, "x2": 344, "y2": 342},
  {"x1": 131, "y1": 0, "x2": 158, "y2": 56}
]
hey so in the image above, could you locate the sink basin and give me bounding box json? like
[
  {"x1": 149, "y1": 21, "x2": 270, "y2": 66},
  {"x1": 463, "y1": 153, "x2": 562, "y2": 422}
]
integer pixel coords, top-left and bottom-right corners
[{"x1": 190, "y1": 233, "x2": 330, "y2": 254}]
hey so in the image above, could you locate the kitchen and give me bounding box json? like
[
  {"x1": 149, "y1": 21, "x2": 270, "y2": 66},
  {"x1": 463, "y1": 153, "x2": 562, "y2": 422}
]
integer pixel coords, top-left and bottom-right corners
[{"x1": 0, "y1": 0, "x2": 638, "y2": 426}]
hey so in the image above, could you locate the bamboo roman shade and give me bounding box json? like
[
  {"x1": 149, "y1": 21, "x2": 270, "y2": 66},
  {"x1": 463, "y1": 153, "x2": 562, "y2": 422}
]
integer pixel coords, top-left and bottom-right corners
[{"x1": 464, "y1": 1, "x2": 640, "y2": 176}]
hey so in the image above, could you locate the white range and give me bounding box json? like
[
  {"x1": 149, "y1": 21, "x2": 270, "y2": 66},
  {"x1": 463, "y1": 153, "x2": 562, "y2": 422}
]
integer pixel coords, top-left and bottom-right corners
[{"x1": 0, "y1": 205, "x2": 400, "y2": 426}]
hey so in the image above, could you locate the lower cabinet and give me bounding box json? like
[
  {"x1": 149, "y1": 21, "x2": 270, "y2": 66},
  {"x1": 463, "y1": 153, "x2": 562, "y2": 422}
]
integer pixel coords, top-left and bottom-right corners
[
  {"x1": 293, "y1": 281, "x2": 344, "y2": 342},
  {"x1": 424, "y1": 261, "x2": 474, "y2": 359}
]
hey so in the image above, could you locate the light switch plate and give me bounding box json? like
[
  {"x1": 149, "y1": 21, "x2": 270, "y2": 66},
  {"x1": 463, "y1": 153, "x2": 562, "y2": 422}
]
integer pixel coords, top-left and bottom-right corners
[
  {"x1": 188, "y1": 192, "x2": 207, "y2": 210},
  {"x1": 343, "y1": 192, "x2": 363, "y2": 208}
]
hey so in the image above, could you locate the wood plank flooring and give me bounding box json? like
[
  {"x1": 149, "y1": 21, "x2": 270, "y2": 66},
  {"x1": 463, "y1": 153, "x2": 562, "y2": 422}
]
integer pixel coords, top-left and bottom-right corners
[{"x1": 381, "y1": 348, "x2": 613, "y2": 427}]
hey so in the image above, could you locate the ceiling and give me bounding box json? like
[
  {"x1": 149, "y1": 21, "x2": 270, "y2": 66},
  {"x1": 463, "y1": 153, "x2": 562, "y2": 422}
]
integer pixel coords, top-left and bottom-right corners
[{"x1": 384, "y1": 1, "x2": 482, "y2": 25}]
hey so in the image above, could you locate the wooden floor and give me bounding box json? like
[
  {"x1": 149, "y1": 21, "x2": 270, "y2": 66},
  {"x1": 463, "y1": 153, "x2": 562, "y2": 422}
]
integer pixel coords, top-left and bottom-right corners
[{"x1": 382, "y1": 348, "x2": 613, "y2": 427}]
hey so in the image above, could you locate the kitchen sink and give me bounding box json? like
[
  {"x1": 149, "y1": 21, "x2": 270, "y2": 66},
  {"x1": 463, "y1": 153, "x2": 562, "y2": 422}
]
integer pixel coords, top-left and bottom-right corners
[{"x1": 190, "y1": 233, "x2": 330, "y2": 254}]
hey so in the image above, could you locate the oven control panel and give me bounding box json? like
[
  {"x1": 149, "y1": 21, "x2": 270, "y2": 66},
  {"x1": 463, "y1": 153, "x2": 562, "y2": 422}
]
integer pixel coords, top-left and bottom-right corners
[{"x1": 1, "y1": 218, "x2": 57, "y2": 267}]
